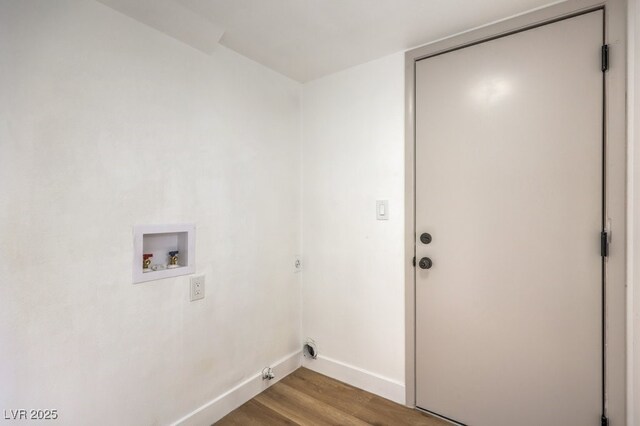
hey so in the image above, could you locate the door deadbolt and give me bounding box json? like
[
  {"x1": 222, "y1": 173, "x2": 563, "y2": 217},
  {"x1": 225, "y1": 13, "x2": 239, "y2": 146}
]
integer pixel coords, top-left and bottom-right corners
[
  {"x1": 420, "y1": 233, "x2": 432, "y2": 244},
  {"x1": 418, "y1": 257, "x2": 433, "y2": 270}
]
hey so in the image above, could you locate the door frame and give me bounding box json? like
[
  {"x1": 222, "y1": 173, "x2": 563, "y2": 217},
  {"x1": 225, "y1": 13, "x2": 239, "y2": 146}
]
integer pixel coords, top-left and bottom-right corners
[{"x1": 404, "y1": 0, "x2": 627, "y2": 423}]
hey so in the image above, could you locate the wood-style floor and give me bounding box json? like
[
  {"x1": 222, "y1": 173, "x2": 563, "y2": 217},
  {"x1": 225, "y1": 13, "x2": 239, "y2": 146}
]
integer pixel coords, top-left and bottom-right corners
[{"x1": 216, "y1": 368, "x2": 449, "y2": 426}]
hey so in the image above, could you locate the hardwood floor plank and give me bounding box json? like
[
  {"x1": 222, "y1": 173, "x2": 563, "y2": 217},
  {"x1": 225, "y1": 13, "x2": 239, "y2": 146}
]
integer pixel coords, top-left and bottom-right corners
[
  {"x1": 285, "y1": 368, "x2": 447, "y2": 426},
  {"x1": 215, "y1": 368, "x2": 448, "y2": 426},
  {"x1": 256, "y1": 381, "x2": 370, "y2": 426},
  {"x1": 216, "y1": 399, "x2": 297, "y2": 426},
  {"x1": 357, "y1": 394, "x2": 449, "y2": 426},
  {"x1": 280, "y1": 368, "x2": 373, "y2": 416}
]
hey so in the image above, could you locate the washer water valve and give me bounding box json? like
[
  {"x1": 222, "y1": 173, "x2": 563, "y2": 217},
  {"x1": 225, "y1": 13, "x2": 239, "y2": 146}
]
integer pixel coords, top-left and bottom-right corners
[
  {"x1": 143, "y1": 254, "x2": 153, "y2": 272},
  {"x1": 262, "y1": 367, "x2": 275, "y2": 381},
  {"x1": 167, "y1": 250, "x2": 179, "y2": 269}
]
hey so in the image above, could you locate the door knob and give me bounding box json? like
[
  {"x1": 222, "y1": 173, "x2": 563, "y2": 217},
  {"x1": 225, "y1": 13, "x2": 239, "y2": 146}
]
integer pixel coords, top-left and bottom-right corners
[
  {"x1": 420, "y1": 233, "x2": 432, "y2": 244},
  {"x1": 418, "y1": 257, "x2": 432, "y2": 269}
]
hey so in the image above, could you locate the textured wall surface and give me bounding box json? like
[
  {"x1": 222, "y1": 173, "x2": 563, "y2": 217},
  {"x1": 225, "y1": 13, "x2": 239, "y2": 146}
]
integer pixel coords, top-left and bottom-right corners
[
  {"x1": 0, "y1": 1, "x2": 302, "y2": 424},
  {"x1": 301, "y1": 53, "x2": 405, "y2": 384}
]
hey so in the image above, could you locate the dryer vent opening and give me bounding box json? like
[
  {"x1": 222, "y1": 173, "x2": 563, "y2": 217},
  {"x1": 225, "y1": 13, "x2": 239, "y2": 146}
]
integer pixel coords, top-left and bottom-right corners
[{"x1": 303, "y1": 340, "x2": 318, "y2": 359}]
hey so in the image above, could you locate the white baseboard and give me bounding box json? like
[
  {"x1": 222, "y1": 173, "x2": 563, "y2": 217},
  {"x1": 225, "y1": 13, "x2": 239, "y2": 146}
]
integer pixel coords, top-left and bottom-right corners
[
  {"x1": 302, "y1": 355, "x2": 405, "y2": 405},
  {"x1": 172, "y1": 350, "x2": 302, "y2": 426}
]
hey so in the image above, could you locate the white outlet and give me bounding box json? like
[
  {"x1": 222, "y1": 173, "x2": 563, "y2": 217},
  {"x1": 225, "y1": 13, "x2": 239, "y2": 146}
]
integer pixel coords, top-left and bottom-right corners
[{"x1": 190, "y1": 275, "x2": 205, "y2": 301}]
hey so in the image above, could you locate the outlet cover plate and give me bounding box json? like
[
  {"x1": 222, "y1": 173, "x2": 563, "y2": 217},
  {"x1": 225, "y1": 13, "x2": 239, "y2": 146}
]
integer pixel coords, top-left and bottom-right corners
[{"x1": 190, "y1": 275, "x2": 205, "y2": 301}]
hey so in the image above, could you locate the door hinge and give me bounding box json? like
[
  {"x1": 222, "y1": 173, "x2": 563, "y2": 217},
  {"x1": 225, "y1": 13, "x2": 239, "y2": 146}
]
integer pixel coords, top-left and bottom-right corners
[
  {"x1": 602, "y1": 44, "x2": 609, "y2": 72},
  {"x1": 412, "y1": 257, "x2": 416, "y2": 267},
  {"x1": 601, "y1": 231, "x2": 609, "y2": 257},
  {"x1": 601, "y1": 414, "x2": 609, "y2": 426}
]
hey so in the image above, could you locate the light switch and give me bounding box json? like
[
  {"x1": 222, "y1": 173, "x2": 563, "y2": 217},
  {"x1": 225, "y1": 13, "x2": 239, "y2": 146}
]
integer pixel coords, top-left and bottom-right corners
[{"x1": 376, "y1": 200, "x2": 389, "y2": 220}]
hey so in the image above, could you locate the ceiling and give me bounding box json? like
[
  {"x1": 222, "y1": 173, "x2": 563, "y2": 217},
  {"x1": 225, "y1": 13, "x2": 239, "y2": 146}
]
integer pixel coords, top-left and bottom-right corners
[{"x1": 99, "y1": 0, "x2": 564, "y2": 82}]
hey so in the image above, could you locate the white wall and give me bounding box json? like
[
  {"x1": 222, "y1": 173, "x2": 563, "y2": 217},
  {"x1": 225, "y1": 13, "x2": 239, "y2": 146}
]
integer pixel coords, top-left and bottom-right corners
[
  {"x1": 0, "y1": 1, "x2": 301, "y2": 425},
  {"x1": 4, "y1": 1, "x2": 635, "y2": 423},
  {"x1": 301, "y1": 53, "x2": 406, "y2": 396}
]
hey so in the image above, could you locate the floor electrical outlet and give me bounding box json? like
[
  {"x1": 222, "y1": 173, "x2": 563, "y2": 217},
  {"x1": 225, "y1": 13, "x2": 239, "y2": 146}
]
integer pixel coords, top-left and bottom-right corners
[{"x1": 190, "y1": 275, "x2": 205, "y2": 301}]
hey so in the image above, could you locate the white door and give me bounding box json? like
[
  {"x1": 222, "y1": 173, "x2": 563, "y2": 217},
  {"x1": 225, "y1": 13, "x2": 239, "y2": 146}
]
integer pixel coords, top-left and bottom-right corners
[{"x1": 415, "y1": 11, "x2": 604, "y2": 426}]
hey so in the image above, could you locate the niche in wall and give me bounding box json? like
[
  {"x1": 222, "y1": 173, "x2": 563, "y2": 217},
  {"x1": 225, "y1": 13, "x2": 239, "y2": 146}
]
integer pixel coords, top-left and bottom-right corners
[{"x1": 133, "y1": 224, "x2": 195, "y2": 283}]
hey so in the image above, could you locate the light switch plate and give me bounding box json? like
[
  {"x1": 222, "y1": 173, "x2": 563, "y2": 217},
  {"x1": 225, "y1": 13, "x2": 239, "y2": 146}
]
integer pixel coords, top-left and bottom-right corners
[
  {"x1": 376, "y1": 200, "x2": 389, "y2": 220},
  {"x1": 190, "y1": 275, "x2": 205, "y2": 301}
]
